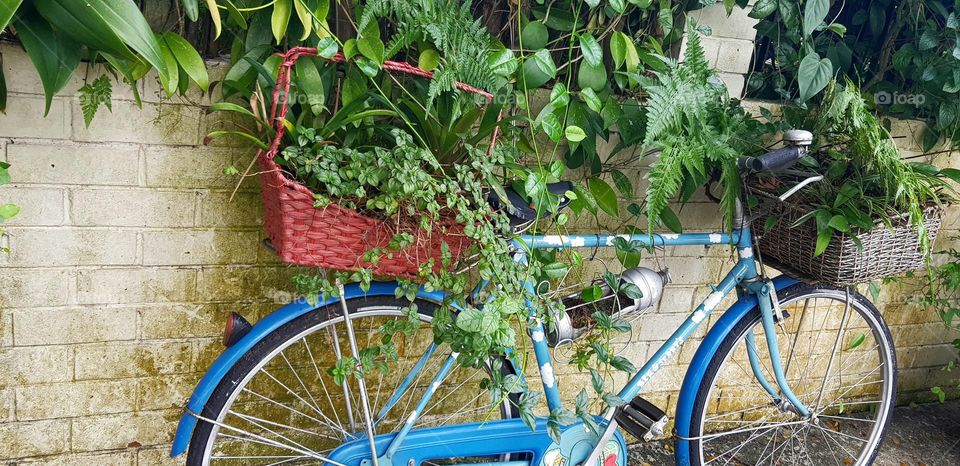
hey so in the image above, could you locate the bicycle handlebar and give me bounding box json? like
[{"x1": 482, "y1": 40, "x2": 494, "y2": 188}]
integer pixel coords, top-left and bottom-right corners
[{"x1": 737, "y1": 146, "x2": 806, "y2": 175}]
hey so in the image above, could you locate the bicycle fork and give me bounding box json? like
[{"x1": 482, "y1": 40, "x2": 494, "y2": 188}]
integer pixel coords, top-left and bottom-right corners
[{"x1": 743, "y1": 279, "x2": 811, "y2": 417}]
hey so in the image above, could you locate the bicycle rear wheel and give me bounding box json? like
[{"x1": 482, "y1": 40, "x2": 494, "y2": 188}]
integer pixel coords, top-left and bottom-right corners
[
  {"x1": 688, "y1": 283, "x2": 897, "y2": 465},
  {"x1": 186, "y1": 296, "x2": 519, "y2": 465}
]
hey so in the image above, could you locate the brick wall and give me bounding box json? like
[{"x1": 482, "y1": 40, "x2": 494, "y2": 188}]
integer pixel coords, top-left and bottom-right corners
[
  {"x1": 0, "y1": 43, "x2": 303, "y2": 463},
  {"x1": 0, "y1": 2, "x2": 958, "y2": 461}
]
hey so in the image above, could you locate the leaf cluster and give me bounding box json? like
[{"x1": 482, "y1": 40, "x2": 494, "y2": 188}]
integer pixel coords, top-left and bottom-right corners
[
  {"x1": 358, "y1": 0, "x2": 507, "y2": 107},
  {"x1": 0, "y1": 161, "x2": 18, "y2": 253},
  {"x1": 642, "y1": 26, "x2": 768, "y2": 231},
  {"x1": 774, "y1": 80, "x2": 959, "y2": 256},
  {"x1": 747, "y1": 0, "x2": 960, "y2": 147},
  {"x1": 2, "y1": 1, "x2": 208, "y2": 124}
]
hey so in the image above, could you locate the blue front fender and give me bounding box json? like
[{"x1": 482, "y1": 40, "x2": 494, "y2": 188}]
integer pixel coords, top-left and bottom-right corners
[
  {"x1": 673, "y1": 275, "x2": 798, "y2": 466},
  {"x1": 170, "y1": 281, "x2": 455, "y2": 457}
]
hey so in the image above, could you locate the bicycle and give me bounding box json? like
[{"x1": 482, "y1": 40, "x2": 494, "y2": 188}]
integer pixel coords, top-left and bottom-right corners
[{"x1": 170, "y1": 129, "x2": 897, "y2": 466}]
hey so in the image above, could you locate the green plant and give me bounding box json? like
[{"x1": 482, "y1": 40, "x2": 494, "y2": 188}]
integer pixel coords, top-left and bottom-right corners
[
  {"x1": 641, "y1": 25, "x2": 769, "y2": 231},
  {"x1": 0, "y1": 0, "x2": 209, "y2": 125},
  {"x1": 776, "y1": 80, "x2": 959, "y2": 255},
  {"x1": 0, "y1": 161, "x2": 17, "y2": 252},
  {"x1": 357, "y1": 0, "x2": 508, "y2": 107},
  {"x1": 205, "y1": 0, "x2": 674, "y2": 436},
  {"x1": 923, "y1": 243, "x2": 960, "y2": 328},
  {"x1": 281, "y1": 122, "x2": 557, "y2": 428},
  {"x1": 746, "y1": 0, "x2": 960, "y2": 147},
  {"x1": 889, "y1": 240, "x2": 960, "y2": 401}
]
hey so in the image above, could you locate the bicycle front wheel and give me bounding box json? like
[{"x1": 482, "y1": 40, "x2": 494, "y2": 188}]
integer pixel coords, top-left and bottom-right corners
[
  {"x1": 186, "y1": 296, "x2": 519, "y2": 466},
  {"x1": 688, "y1": 282, "x2": 897, "y2": 465}
]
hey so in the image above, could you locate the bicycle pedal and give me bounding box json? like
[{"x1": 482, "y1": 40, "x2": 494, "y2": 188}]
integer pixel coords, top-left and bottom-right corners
[{"x1": 614, "y1": 396, "x2": 669, "y2": 442}]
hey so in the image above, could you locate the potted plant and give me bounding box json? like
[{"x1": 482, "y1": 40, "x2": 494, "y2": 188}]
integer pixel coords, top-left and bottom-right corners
[
  {"x1": 203, "y1": 3, "x2": 576, "y2": 428},
  {"x1": 751, "y1": 80, "x2": 960, "y2": 285}
]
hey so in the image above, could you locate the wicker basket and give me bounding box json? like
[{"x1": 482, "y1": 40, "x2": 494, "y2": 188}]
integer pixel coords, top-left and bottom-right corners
[
  {"x1": 750, "y1": 191, "x2": 943, "y2": 286},
  {"x1": 258, "y1": 47, "x2": 497, "y2": 278}
]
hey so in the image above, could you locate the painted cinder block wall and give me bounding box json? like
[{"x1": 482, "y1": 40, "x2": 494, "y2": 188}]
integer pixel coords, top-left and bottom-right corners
[{"x1": 0, "y1": 4, "x2": 957, "y2": 463}]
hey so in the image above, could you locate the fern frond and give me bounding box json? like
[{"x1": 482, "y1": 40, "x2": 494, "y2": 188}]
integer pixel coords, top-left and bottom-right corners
[
  {"x1": 640, "y1": 24, "x2": 758, "y2": 233},
  {"x1": 645, "y1": 136, "x2": 685, "y2": 230},
  {"x1": 427, "y1": 67, "x2": 456, "y2": 109},
  {"x1": 358, "y1": 0, "x2": 392, "y2": 33},
  {"x1": 681, "y1": 26, "x2": 711, "y2": 82},
  {"x1": 363, "y1": 0, "x2": 496, "y2": 100},
  {"x1": 719, "y1": 160, "x2": 741, "y2": 230},
  {"x1": 79, "y1": 75, "x2": 112, "y2": 128}
]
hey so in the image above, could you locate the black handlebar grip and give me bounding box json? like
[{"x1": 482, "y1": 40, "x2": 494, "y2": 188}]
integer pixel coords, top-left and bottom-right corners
[{"x1": 737, "y1": 146, "x2": 804, "y2": 174}]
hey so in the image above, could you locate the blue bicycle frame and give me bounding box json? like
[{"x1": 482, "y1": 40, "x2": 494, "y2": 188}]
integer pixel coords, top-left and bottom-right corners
[
  {"x1": 171, "y1": 225, "x2": 810, "y2": 466},
  {"x1": 511, "y1": 229, "x2": 808, "y2": 419}
]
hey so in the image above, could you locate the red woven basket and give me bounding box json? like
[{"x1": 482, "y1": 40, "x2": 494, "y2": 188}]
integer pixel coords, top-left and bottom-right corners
[{"x1": 258, "y1": 47, "x2": 498, "y2": 278}]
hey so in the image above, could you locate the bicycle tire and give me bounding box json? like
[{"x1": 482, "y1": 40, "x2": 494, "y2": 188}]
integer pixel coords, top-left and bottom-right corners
[
  {"x1": 687, "y1": 282, "x2": 897, "y2": 465},
  {"x1": 186, "y1": 295, "x2": 520, "y2": 465}
]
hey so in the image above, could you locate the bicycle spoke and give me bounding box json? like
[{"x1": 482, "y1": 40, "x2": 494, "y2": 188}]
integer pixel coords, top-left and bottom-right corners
[
  {"x1": 231, "y1": 410, "x2": 341, "y2": 443},
  {"x1": 693, "y1": 288, "x2": 894, "y2": 466},
  {"x1": 206, "y1": 417, "x2": 345, "y2": 465},
  {"x1": 301, "y1": 338, "x2": 345, "y2": 431},
  {"x1": 225, "y1": 411, "x2": 327, "y2": 457},
  {"x1": 812, "y1": 423, "x2": 860, "y2": 461},
  {"x1": 817, "y1": 414, "x2": 876, "y2": 424},
  {"x1": 239, "y1": 387, "x2": 354, "y2": 439},
  {"x1": 210, "y1": 455, "x2": 306, "y2": 461},
  {"x1": 194, "y1": 304, "x2": 518, "y2": 466},
  {"x1": 816, "y1": 290, "x2": 852, "y2": 410},
  {"x1": 816, "y1": 364, "x2": 884, "y2": 415},
  {"x1": 705, "y1": 420, "x2": 781, "y2": 465},
  {"x1": 279, "y1": 350, "x2": 324, "y2": 414},
  {"x1": 814, "y1": 425, "x2": 844, "y2": 466},
  {"x1": 253, "y1": 371, "x2": 351, "y2": 438}
]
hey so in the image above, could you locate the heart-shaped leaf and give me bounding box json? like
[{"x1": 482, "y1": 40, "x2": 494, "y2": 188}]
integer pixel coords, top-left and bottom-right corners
[
  {"x1": 357, "y1": 21, "x2": 384, "y2": 64},
  {"x1": 0, "y1": 203, "x2": 19, "y2": 220},
  {"x1": 532, "y1": 48, "x2": 557, "y2": 78},
  {"x1": 488, "y1": 47, "x2": 517, "y2": 76},
  {"x1": 797, "y1": 52, "x2": 833, "y2": 102},
  {"x1": 418, "y1": 49, "x2": 440, "y2": 71},
  {"x1": 803, "y1": 0, "x2": 829, "y2": 36},
  {"x1": 589, "y1": 177, "x2": 618, "y2": 216},
  {"x1": 316, "y1": 37, "x2": 339, "y2": 59},
  {"x1": 581, "y1": 87, "x2": 602, "y2": 113}
]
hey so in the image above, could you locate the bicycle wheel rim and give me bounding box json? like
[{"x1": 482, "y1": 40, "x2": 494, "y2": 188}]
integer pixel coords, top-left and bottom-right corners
[
  {"x1": 190, "y1": 300, "x2": 517, "y2": 465},
  {"x1": 691, "y1": 286, "x2": 896, "y2": 466}
]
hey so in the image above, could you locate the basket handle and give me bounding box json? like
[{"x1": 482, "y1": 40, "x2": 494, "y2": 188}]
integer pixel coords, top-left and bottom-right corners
[{"x1": 262, "y1": 46, "x2": 502, "y2": 175}]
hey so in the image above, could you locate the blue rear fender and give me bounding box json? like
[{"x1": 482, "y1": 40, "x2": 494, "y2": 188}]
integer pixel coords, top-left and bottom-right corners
[
  {"x1": 170, "y1": 281, "x2": 458, "y2": 457},
  {"x1": 673, "y1": 275, "x2": 798, "y2": 466}
]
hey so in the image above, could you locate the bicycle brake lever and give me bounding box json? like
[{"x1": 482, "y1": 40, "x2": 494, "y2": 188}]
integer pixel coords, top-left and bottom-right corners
[{"x1": 777, "y1": 175, "x2": 823, "y2": 202}]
